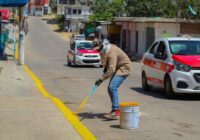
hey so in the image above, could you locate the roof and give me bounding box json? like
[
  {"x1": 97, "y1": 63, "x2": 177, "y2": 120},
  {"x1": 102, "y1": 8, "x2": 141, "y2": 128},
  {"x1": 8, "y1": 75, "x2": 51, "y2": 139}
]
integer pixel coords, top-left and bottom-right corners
[
  {"x1": 115, "y1": 17, "x2": 200, "y2": 24},
  {"x1": 97, "y1": 21, "x2": 112, "y2": 25},
  {"x1": 0, "y1": 0, "x2": 28, "y2": 7},
  {"x1": 159, "y1": 37, "x2": 200, "y2": 41}
]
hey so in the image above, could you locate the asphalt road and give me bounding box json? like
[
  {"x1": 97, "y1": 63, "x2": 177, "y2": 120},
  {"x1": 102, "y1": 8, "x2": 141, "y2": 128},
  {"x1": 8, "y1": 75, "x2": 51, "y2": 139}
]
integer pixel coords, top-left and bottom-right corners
[{"x1": 25, "y1": 17, "x2": 200, "y2": 140}]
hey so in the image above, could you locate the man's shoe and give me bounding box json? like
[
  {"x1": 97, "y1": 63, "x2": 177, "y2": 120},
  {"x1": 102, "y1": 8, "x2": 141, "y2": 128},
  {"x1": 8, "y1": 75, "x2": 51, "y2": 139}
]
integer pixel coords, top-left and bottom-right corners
[{"x1": 104, "y1": 110, "x2": 120, "y2": 119}]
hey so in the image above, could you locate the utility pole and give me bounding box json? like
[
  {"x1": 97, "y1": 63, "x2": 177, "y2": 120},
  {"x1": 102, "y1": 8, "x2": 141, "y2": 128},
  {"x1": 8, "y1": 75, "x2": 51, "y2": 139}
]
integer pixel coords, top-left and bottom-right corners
[{"x1": 18, "y1": 6, "x2": 25, "y2": 65}]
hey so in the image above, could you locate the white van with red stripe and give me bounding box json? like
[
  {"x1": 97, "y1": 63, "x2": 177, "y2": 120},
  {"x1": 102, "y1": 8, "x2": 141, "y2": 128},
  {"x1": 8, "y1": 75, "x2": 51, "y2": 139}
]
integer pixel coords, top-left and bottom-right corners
[
  {"x1": 67, "y1": 40, "x2": 101, "y2": 67},
  {"x1": 141, "y1": 37, "x2": 200, "y2": 97}
]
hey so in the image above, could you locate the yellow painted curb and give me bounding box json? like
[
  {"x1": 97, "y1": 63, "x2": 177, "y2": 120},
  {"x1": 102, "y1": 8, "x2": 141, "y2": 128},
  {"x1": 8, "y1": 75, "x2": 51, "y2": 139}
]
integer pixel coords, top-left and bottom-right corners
[{"x1": 23, "y1": 65, "x2": 97, "y2": 140}]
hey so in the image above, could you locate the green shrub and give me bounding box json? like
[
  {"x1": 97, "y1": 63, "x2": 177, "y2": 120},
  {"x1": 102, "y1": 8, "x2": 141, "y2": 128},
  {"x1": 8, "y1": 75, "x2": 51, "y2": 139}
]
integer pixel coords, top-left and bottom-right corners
[{"x1": 55, "y1": 14, "x2": 65, "y2": 24}]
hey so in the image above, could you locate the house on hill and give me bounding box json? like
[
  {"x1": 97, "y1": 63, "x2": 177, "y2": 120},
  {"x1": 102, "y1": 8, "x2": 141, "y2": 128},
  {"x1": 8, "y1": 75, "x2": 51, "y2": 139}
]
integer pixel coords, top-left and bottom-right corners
[
  {"x1": 29, "y1": 0, "x2": 49, "y2": 16},
  {"x1": 57, "y1": 0, "x2": 93, "y2": 32}
]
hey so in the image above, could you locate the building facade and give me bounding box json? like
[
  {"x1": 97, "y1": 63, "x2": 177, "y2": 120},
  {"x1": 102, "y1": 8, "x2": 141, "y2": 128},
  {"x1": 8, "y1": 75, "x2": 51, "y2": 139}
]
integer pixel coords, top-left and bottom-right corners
[
  {"x1": 57, "y1": 0, "x2": 93, "y2": 32},
  {"x1": 29, "y1": 0, "x2": 49, "y2": 16},
  {"x1": 115, "y1": 17, "x2": 200, "y2": 57}
]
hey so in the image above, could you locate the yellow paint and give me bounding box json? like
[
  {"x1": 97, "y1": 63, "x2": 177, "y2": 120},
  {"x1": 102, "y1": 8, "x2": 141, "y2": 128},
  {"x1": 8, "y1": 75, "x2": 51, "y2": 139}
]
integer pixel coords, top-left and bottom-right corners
[
  {"x1": 23, "y1": 65, "x2": 97, "y2": 140},
  {"x1": 120, "y1": 102, "x2": 139, "y2": 107},
  {"x1": 23, "y1": 65, "x2": 49, "y2": 97},
  {"x1": 15, "y1": 42, "x2": 19, "y2": 60},
  {"x1": 51, "y1": 96, "x2": 96, "y2": 140},
  {"x1": 75, "y1": 96, "x2": 90, "y2": 115}
]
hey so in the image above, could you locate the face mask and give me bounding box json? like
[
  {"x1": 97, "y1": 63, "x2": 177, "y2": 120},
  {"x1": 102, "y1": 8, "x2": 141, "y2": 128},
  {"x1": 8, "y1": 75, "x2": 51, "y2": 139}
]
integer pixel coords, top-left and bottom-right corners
[{"x1": 101, "y1": 44, "x2": 111, "y2": 54}]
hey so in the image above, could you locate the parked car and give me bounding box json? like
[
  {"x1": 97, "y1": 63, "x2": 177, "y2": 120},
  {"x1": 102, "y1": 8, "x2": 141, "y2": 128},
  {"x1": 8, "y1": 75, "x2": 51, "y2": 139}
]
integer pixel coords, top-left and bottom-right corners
[
  {"x1": 141, "y1": 36, "x2": 200, "y2": 97},
  {"x1": 67, "y1": 40, "x2": 101, "y2": 67},
  {"x1": 70, "y1": 34, "x2": 85, "y2": 47}
]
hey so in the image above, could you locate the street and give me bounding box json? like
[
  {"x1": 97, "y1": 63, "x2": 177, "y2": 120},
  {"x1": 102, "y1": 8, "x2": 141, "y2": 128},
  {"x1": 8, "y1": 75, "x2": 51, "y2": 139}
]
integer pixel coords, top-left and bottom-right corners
[{"x1": 25, "y1": 17, "x2": 200, "y2": 140}]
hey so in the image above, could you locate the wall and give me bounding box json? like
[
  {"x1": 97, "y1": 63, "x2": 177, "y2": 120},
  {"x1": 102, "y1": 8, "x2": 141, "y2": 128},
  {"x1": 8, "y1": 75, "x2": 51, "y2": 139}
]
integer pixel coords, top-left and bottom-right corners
[
  {"x1": 135, "y1": 23, "x2": 145, "y2": 56},
  {"x1": 180, "y1": 23, "x2": 200, "y2": 37},
  {"x1": 137, "y1": 23, "x2": 159, "y2": 56},
  {"x1": 130, "y1": 31, "x2": 136, "y2": 52},
  {"x1": 136, "y1": 23, "x2": 154, "y2": 56},
  {"x1": 29, "y1": 6, "x2": 44, "y2": 16},
  {"x1": 34, "y1": 6, "x2": 44, "y2": 16},
  {"x1": 119, "y1": 22, "x2": 181, "y2": 56},
  {"x1": 29, "y1": 0, "x2": 49, "y2": 16},
  {"x1": 155, "y1": 23, "x2": 180, "y2": 40},
  {"x1": 30, "y1": 7, "x2": 34, "y2": 15},
  {"x1": 129, "y1": 23, "x2": 136, "y2": 53}
]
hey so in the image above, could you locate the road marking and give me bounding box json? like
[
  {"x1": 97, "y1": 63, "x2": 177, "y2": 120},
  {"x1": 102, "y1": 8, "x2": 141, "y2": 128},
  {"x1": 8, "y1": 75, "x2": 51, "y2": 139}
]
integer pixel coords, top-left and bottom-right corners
[
  {"x1": 23, "y1": 65, "x2": 97, "y2": 140},
  {"x1": 15, "y1": 42, "x2": 19, "y2": 60}
]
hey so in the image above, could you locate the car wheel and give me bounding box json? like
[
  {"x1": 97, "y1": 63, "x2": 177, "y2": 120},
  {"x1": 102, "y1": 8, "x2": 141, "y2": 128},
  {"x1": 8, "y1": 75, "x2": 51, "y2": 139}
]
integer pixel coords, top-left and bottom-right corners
[
  {"x1": 142, "y1": 72, "x2": 151, "y2": 91},
  {"x1": 67, "y1": 57, "x2": 71, "y2": 66},
  {"x1": 164, "y1": 76, "x2": 174, "y2": 98}
]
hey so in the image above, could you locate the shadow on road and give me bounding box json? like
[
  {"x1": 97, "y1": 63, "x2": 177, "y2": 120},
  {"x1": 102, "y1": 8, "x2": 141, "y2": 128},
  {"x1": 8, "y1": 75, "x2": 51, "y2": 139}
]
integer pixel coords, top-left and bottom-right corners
[
  {"x1": 131, "y1": 87, "x2": 200, "y2": 101},
  {"x1": 64, "y1": 64, "x2": 103, "y2": 69},
  {"x1": 78, "y1": 113, "x2": 122, "y2": 130},
  {"x1": 0, "y1": 54, "x2": 8, "y2": 61},
  {"x1": 42, "y1": 18, "x2": 61, "y2": 32},
  {"x1": 110, "y1": 125, "x2": 121, "y2": 129},
  {"x1": 78, "y1": 112, "x2": 119, "y2": 122},
  {"x1": 131, "y1": 87, "x2": 166, "y2": 99},
  {"x1": 42, "y1": 18, "x2": 57, "y2": 25}
]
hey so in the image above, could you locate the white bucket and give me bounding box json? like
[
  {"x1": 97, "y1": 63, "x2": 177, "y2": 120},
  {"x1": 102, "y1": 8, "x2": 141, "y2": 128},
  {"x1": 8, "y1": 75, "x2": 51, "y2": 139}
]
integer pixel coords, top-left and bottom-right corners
[{"x1": 120, "y1": 102, "x2": 140, "y2": 129}]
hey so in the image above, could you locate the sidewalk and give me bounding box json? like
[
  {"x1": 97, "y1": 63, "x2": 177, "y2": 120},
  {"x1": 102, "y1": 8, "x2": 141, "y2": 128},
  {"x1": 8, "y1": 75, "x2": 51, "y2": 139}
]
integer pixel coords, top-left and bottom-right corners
[{"x1": 0, "y1": 60, "x2": 83, "y2": 139}]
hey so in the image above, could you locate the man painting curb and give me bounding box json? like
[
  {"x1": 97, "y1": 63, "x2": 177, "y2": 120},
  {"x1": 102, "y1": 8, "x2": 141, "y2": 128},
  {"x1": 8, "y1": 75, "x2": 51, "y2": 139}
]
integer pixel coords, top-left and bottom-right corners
[{"x1": 94, "y1": 39, "x2": 132, "y2": 119}]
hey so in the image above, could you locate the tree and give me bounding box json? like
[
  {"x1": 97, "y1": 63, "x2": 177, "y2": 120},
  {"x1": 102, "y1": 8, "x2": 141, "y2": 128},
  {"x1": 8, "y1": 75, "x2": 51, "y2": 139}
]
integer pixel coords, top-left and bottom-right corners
[
  {"x1": 49, "y1": 0, "x2": 57, "y2": 13},
  {"x1": 89, "y1": 0, "x2": 125, "y2": 21},
  {"x1": 55, "y1": 14, "x2": 65, "y2": 31},
  {"x1": 125, "y1": 0, "x2": 200, "y2": 19},
  {"x1": 90, "y1": 0, "x2": 200, "y2": 20}
]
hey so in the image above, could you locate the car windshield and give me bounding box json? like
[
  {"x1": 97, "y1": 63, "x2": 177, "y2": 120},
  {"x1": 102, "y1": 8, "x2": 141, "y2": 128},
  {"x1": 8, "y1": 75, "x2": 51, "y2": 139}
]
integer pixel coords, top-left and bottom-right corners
[
  {"x1": 169, "y1": 40, "x2": 200, "y2": 55},
  {"x1": 75, "y1": 35, "x2": 85, "y2": 40},
  {"x1": 77, "y1": 42, "x2": 93, "y2": 50}
]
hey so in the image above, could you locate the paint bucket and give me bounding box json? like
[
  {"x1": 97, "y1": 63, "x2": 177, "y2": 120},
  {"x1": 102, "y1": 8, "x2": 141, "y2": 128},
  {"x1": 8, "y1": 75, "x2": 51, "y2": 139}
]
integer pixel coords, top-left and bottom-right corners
[{"x1": 120, "y1": 102, "x2": 140, "y2": 129}]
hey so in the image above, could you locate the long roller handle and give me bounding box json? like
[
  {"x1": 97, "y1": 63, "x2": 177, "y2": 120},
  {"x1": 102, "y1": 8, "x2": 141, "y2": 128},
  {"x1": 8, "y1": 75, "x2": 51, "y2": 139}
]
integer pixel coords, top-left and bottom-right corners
[{"x1": 75, "y1": 85, "x2": 97, "y2": 114}]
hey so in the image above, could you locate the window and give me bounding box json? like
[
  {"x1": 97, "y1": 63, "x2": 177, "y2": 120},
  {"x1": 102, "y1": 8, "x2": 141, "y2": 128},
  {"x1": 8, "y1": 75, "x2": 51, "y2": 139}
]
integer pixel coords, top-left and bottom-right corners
[
  {"x1": 73, "y1": 9, "x2": 77, "y2": 14},
  {"x1": 156, "y1": 41, "x2": 167, "y2": 56},
  {"x1": 149, "y1": 42, "x2": 158, "y2": 54},
  {"x1": 69, "y1": 0, "x2": 75, "y2": 5},
  {"x1": 68, "y1": 8, "x2": 71, "y2": 14},
  {"x1": 74, "y1": 35, "x2": 85, "y2": 40},
  {"x1": 169, "y1": 41, "x2": 200, "y2": 55},
  {"x1": 78, "y1": 10, "x2": 81, "y2": 15},
  {"x1": 59, "y1": 0, "x2": 67, "y2": 4},
  {"x1": 77, "y1": 42, "x2": 93, "y2": 50}
]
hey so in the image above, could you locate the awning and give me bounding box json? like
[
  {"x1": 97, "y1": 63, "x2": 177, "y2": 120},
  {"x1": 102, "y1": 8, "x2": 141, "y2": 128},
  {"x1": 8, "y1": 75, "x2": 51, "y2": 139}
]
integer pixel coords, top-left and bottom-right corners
[{"x1": 0, "y1": 0, "x2": 28, "y2": 7}]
